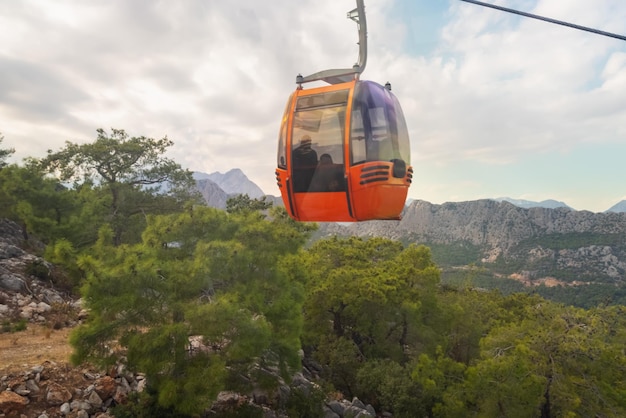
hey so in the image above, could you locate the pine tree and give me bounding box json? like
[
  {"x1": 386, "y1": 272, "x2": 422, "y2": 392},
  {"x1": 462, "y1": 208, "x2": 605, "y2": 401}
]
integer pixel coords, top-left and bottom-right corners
[{"x1": 71, "y1": 206, "x2": 314, "y2": 415}]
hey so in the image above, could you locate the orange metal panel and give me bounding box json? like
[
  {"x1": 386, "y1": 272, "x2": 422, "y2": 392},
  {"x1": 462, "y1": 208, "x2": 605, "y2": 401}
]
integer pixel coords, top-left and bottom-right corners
[
  {"x1": 348, "y1": 162, "x2": 412, "y2": 220},
  {"x1": 275, "y1": 168, "x2": 296, "y2": 218},
  {"x1": 292, "y1": 191, "x2": 354, "y2": 222},
  {"x1": 281, "y1": 81, "x2": 357, "y2": 222}
]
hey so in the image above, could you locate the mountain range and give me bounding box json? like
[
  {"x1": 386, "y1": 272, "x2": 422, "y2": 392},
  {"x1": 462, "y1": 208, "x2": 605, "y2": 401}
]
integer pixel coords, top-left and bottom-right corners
[
  {"x1": 194, "y1": 169, "x2": 626, "y2": 214},
  {"x1": 194, "y1": 169, "x2": 265, "y2": 199},
  {"x1": 194, "y1": 170, "x2": 626, "y2": 305},
  {"x1": 320, "y1": 199, "x2": 626, "y2": 280},
  {"x1": 493, "y1": 197, "x2": 572, "y2": 210},
  {"x1": 193, "y1": 169, "x2": 266, "y2": 209}
]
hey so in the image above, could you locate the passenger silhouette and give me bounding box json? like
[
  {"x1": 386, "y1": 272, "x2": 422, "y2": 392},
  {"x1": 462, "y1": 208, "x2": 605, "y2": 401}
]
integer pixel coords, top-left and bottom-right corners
[{"x1": 293, "y1": 135, "x2": 318, "y2": 167}]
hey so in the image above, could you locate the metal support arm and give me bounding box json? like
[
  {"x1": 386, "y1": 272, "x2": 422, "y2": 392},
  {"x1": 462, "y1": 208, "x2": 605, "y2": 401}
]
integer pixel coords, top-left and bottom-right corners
[{"x1": 297, "y1": 0, "x2": 368, "y2": 85}]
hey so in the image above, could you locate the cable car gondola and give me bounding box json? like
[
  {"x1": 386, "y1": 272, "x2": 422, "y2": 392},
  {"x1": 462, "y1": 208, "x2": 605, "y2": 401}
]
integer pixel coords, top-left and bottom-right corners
[{"x1": 275, "y1": 0, "x2": 412, "y2": 222}]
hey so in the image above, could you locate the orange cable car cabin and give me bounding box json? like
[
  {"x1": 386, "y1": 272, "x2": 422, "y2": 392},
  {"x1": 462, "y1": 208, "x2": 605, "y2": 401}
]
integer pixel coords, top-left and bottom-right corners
[{"x1": 275, "y1": 0, "x2": 412, "y2": 222}]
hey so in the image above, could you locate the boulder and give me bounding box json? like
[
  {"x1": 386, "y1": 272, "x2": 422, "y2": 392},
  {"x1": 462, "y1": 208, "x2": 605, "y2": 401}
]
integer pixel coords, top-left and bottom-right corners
[
  {"x1": 46, "y1": 381, "x2": 73, "y2": 406},
  {"x1": 0, "y1": 272, "x2": 26, "y2": 292},
  {"x1": 88, "y1": 390, "x2": 103, "y2": 409},
  {"x1": 94, "y1": 376, "x2": 116, "y2": 400},
  {"x1": 0, "y1": 390, "x2": 29, "y2": 416}
]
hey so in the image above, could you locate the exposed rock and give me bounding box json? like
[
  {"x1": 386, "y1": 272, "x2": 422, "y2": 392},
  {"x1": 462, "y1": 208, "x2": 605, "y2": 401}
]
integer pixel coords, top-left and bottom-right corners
[
  {"x1": 0, "y1": 352, "x2": 380, "y2": 418},
  {"x1": 0, "y1": 244, "x2": 25, "y2": 259},
  {"x1": 75, "y1": 409, "x2": 89, "y2": 418},
  {"x1": 46, "y1": 382, "x2": 73, "y2": 406},
  {"x1": 70, "y1": 399, "x2": 93, "y2": 413},
  {"x1": 40, "y1": 288, "x2": 65, "y2": 305},
  {"x1": 25, "y1": 378, "x2": 41, "y2": 393},
  {"x1": 320, "y1": 199, "x2": 626, "y2": 284},
  {"x1": 136, "y1": 378, "x2": 146, "y2": 393},
  {"x1": 211, "y1": 391, "x2": 248, "y2": 414},
  {"x1": 93, "y1": 376, "x2": 116, "y2": 400},
  {"x1": 329, "y1": 199, "x2": 626, "y2": 248},
  {"x1": 113, "y1": 384, "x2": 129, "y2": 405},
  {"x1": 351, "y1": 396, "x2": 366, "y2": 409},
  {"x1": 0, "y1": 390, "x2": 29, "y2": 416},
  {"x1": 203, "y1": 169, "x2": 265, "y2": 199},
  {"x1": 87, "y1": 390, "x2": 102, "y2": 409},
  {"x1": 0, "y1": 219, "x2": 80, "y2": 329},
  {"x1": 1, "y1": 360, "x2": 171, "y2": 417},
  {"x1": 196, "y1": 178, "x2": 229, "y2": 209},
  {"x1": 327, "y1": 399, "x2": 346, "y2": 415},
  {"x1": 0, "y1": 271, "x2": 27, "y2": 292},
  {"x1": 325, "y1": 409, "x2": 341, "y2": 418}
]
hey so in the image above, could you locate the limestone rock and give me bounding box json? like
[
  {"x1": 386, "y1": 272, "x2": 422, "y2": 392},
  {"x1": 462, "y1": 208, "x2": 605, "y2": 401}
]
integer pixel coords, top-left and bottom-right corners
[
  {"x1": 0, "y1": 390, "x2": 29, "y2": 416},
  {"x1": 94, "y1": 376, "x2": 116, "y2": 400},
  {"x1": 46, "y1": 382, "x2": 73, "y2": 406},
  {"x1": 87, "y1": 390, "x2": 103, "y2": 409},
  {"x1": 319, "y1": 199, "x2": 626, "y2": 284}
]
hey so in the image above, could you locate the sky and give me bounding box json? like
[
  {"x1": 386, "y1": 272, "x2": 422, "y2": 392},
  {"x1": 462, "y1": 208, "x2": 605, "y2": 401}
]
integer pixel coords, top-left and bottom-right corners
[{"x1": 2, "y1": 0, "x2": 626, "y2": 213}]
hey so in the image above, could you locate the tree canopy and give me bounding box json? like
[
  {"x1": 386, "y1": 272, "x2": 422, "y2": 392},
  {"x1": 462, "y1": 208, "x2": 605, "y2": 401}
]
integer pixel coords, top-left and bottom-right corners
[
  {"x1": 43, "y1": 128, "x2": 192, "y2": 187},
  {"x1": 0, "y1": 133, "x2": 15, "y2": 169},
  {"x1": 70, "y1": 205, "x2": 315, "y2": 415},
  {"x1": 40, "y1": 128, "x2": 198, "y2": 245},
  {"x1": 0, "y1": 161, "x2": 78, "y2": 243}
]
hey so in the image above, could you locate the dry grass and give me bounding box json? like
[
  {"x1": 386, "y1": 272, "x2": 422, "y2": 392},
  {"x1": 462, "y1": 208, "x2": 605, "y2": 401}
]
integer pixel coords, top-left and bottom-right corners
[{"x1": 0, "y1": 324, "x2": 73, "y2": 374}]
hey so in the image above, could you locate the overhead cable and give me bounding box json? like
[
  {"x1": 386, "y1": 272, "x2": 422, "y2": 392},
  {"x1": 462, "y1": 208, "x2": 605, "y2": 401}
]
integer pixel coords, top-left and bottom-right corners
[{"x1": 459, "y1": 0, "x2": 626, "y2": 42}]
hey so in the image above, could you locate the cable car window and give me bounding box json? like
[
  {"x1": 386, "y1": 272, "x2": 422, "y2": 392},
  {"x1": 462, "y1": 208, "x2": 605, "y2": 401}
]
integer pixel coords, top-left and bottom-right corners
[
  {"x1": 296, "y1": 90, "x2": 349, "y2": 111},
  {"x1": 277, "y1": 93, "x2": 294, "y2": 169},
  {"x1": 350, "y1": 81, "x2": 410, "y2": 166},
  {"x1": 369, "y1": 107, "x2": 389, "y2": 139},
  {"x1": 277, "y1": 121, "x2": 288, "y2": 168},
  {"x1": 350, "y1": 110, "x2": 366, "y2": 164},
  {"x1": 292, "y1": 90, "x2": 348, "y2": 193},
  {"x1": 368, "y1": 106, "x2": 393, "y2": 160},
  {"x1": 391, "y1": 94, "x2": 411, "y2": 165}
]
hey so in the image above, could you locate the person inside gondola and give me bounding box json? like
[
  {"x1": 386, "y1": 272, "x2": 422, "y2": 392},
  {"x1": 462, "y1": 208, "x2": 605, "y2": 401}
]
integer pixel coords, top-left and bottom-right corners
[
  {"x1": 292, "y1": 135, "x2": 318, "y2": 192},
  {"x1": 293, "y1": 135, "x2": 318, "y2": 167},
  {"x1": 310, "y1": 153, "x2": 345, "y2": 192}
]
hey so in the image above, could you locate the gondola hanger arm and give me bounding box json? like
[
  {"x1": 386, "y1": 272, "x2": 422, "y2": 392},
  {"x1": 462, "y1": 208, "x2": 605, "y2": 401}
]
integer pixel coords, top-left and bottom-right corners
[{"x1": 297, "y1": 0, "x2": 368, "y2": 86}]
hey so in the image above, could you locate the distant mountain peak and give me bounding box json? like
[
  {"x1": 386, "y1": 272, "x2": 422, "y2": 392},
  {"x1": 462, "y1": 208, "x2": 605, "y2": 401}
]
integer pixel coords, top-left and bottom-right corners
[
  {"x1": 606, "y1": 200, "x2": 626, "y2": 213},
  {"x1": 194, "y1": 169, "x2": 264, "y2": 199},
  {"x1": 493, "y1": 197, "x2": 572, "y2": 210}
]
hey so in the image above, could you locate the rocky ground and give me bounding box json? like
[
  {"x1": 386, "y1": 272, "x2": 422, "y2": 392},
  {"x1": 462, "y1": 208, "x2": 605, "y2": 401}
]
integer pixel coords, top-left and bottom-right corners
[
  {"x1": 0, "y1": 290, "x2": 133, "y2": 417},
  {"x1": 0, "y1": 217, "x2": 134, "y2": 417},
  {"x1": 0, "y1": 357, "x2": 139, "y2": 418}
]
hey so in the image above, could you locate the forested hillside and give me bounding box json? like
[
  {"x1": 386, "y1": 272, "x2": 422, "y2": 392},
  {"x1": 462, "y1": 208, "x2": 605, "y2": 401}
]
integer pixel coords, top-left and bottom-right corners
[
  {"x1": 319, "y1": 200, "x2": 626, "y2": 307},
  {"x1": 2, "y1": 131, "x2": 626, "y2": 417}
]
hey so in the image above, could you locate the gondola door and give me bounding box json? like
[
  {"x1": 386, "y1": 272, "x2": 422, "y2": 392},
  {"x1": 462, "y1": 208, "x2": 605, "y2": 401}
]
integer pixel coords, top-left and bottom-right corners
[{"x1": 276, "y1": 82, "x2": 357, "y2": 222}]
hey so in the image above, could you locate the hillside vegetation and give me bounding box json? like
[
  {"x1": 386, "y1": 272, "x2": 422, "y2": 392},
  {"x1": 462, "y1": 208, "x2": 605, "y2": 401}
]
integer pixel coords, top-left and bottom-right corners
[
  {"x1": 320, "y1": 200, "x2": 626, "y2": 307},
  {"x1": 2, "y1": 130, "x2": 626, "y2": 417}
]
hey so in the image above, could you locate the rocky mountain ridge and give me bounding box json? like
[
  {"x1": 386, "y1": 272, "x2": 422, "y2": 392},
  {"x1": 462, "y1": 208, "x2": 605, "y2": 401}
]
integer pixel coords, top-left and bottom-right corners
[
  {"x1": 318, "y1": 199, "x2": 626, "y2": 286},
  {"x1": 193, "y1": 169, "x2": 264, "y2": 205},
  {"x1": 194, "y1": 170, "x2": 626, "y2": 287},
  {"x1": 194, "y1": 168, "x2": 626, "y2": 214},
  {"x1": 606, "y1": 199, "x2": 626, "y2": 213},
  {"x1": 494, "y1": 197, "x2": 572, "y2": 210},
  {"x1": 336, "y1": 199, "x2": 626, "y2": 249}
]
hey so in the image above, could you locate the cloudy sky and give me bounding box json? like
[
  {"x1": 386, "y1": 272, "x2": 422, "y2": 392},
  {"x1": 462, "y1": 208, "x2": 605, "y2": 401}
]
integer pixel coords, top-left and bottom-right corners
[{"x1": 2, "y1": 0, "x2": 626, "y2": 212}]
